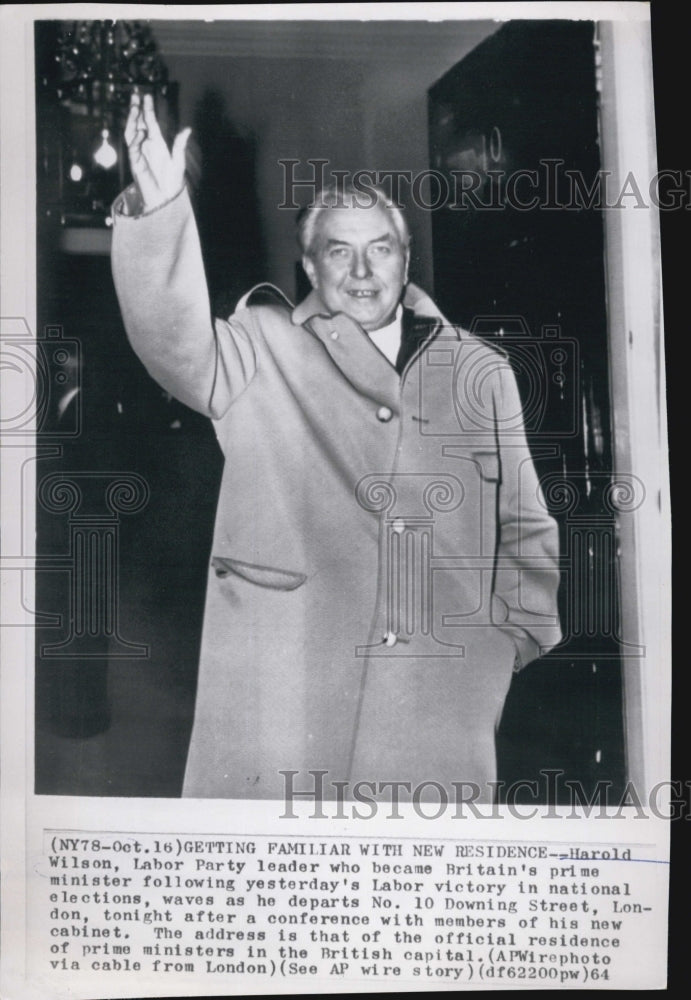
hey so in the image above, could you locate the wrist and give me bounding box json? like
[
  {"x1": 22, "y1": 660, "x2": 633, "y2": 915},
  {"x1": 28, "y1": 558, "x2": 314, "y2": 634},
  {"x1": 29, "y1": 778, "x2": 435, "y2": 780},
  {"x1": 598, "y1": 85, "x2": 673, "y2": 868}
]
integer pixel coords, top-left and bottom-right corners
[
  {"x1": 113, "y1": 182, "x2": 186, "y2": 220},
  {"x1": 141, "y1": 184, "x2": 186, "y2": 215}
]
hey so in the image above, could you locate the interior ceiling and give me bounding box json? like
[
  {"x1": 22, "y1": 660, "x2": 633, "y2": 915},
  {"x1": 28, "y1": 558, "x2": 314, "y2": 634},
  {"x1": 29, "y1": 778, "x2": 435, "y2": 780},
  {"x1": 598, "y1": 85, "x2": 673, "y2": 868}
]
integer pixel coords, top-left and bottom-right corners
[{"x1": 152, "y1": 18, "x2": 500, "y2": 63}]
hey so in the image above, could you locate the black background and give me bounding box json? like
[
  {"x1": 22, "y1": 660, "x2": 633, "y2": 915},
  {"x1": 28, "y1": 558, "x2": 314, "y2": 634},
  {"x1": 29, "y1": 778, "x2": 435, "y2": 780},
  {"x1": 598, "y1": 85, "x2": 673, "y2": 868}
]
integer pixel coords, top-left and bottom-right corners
[{"x1": 650, "y1": 2, "x2": 682, "y2": 994}]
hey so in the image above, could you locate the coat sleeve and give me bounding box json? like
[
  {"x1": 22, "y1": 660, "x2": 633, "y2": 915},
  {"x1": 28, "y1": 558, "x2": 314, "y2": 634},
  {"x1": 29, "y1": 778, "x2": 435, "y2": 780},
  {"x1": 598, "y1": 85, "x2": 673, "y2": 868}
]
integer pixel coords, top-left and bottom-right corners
[
  {"x1": 491, "y1": 355, "x2": 562, "y2": 670},
  {"x1": 110, "y1": 184, "x2": 257, "y2": 418}
]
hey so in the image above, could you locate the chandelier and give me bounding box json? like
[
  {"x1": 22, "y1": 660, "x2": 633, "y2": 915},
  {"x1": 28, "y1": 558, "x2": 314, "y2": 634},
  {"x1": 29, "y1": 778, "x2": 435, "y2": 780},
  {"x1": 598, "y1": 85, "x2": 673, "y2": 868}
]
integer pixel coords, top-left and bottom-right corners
[
  {"x1": 39, "y1": 21, "x2": 175, "y2": 229},
  {"x1": 53, "y1": 20, "x2": 169, "y2": 109}
]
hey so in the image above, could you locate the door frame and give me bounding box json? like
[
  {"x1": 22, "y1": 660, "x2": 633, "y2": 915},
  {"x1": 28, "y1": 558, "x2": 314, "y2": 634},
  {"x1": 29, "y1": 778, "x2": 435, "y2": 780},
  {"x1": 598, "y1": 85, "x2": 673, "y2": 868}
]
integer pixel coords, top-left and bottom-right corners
[{"x1": 598, "y1": 18, "x2": 670, "y2": 796}]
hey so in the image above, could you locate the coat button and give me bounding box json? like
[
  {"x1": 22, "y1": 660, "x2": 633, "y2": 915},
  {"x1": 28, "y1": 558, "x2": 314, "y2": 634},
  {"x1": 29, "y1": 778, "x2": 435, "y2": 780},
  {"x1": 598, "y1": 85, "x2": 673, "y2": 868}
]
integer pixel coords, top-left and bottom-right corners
[
  {"x1": 383, "y1": 632, "x2": 398, "y2": 647},
  {"x1": 376, "y1": 405, "x2": 393, "y2": 422},
  {"x1": 330, "y1": 330, "x2": 339, "y2": 340},
  {"x1": 392, "y1": 518, "x2": 406, "y2": 534}
]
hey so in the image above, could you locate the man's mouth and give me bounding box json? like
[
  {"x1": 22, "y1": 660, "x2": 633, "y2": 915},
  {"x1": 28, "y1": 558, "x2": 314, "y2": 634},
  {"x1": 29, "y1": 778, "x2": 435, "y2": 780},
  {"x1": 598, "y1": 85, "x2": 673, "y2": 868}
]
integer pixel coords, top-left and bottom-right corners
[{"x1": 347, "y1": 289, "x2": 378, "y2": 299}]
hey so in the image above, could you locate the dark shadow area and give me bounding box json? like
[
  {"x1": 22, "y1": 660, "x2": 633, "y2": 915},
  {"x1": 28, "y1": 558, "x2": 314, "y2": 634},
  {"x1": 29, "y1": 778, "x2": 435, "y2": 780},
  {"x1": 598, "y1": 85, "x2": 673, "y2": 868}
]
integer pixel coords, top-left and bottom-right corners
[
  {"x1": 34, "y1": 250, "x2": 224, "y2": 796},
  {"x1": 190, "y1": 88, "x2": 266, "y2": 316}
]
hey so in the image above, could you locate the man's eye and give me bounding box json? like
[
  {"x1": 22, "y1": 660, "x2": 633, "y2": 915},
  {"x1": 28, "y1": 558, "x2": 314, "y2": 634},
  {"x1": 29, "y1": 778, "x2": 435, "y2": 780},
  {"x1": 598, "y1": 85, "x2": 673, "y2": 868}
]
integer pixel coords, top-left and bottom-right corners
[
  {"x1": 329, "y1": 247, "x2": 349, "y2": 258},
  {"x1": 369, "y1": 244, "x2": 391, "y2": 255}
]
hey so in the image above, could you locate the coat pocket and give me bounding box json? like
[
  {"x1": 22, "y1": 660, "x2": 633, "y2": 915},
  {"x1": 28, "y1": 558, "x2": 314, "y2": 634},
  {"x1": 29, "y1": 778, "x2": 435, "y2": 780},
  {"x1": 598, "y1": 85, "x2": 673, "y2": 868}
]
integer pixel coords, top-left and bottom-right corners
[
  {"x1": 211, "y1": 556, "x2": 307, "y2": 590},
  {"x1": 471, "y1": 448, "x2": 500, "y2": 482}
]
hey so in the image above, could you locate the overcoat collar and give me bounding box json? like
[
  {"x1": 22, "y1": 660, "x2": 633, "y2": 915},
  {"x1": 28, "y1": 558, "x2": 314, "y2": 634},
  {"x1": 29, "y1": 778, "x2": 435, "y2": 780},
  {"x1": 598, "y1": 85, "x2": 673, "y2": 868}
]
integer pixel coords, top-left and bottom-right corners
[
  {"x1": 291, "y1": 281, "x2": 456, "y2": 331},
  {"x1": 239, "y1": 281, "x2": 460, "y2": 409}
]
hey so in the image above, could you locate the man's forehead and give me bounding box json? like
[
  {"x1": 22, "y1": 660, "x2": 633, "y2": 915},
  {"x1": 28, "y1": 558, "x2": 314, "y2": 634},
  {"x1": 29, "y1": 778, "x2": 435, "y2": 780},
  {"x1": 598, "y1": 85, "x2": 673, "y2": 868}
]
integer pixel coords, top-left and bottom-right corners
[{"x1": 312, "y1": 203, "x2": 401, "y2": 243}]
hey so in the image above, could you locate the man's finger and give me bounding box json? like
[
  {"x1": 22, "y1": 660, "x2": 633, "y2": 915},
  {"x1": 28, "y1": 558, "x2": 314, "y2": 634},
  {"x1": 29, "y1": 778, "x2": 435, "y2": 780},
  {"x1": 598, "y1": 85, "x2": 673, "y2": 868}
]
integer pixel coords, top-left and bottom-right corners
[
  {"x1": 141, "y1": 93, "x2": 164, "y2": 144},
  {"x1": 124, "y1": 100, "x2": 141, "y2": 148},
  {"x1": 128, "y1": 130, "x2": 147, "y2": 166}
]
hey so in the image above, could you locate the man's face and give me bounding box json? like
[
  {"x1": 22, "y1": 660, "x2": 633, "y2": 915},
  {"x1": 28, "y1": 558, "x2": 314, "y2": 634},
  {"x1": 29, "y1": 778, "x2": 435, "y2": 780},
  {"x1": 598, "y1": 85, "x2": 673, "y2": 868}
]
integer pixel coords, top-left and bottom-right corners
[{"x1": 302, "y1": 203, "x2": 409, "y2": 332}]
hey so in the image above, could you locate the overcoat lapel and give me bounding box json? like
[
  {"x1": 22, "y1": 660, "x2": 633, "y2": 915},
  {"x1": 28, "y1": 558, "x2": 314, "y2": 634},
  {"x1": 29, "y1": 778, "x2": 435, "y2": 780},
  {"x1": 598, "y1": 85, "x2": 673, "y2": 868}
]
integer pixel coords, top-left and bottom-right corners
[{"x1": 290, "y1": 284, "x2": 452, "y2": 411}]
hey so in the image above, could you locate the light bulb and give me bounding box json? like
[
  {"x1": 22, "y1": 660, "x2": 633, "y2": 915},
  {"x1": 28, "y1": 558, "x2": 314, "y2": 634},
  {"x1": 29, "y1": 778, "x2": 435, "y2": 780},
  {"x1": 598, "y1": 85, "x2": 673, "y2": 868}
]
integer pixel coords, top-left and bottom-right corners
[
  {"x1": 69, "y1": 163, "x2": 83, "y2": 182},
  {"x1": 94, "y1": 129, "x2": 117, "y2": 170}
]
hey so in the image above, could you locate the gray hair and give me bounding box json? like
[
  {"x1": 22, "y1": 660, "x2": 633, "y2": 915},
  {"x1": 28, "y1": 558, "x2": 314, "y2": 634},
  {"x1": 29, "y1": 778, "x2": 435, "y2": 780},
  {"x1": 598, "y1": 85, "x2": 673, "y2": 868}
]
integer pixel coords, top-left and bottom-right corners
[{"x1": 297, "y1": 181, "x2": 411, "y2": 257}]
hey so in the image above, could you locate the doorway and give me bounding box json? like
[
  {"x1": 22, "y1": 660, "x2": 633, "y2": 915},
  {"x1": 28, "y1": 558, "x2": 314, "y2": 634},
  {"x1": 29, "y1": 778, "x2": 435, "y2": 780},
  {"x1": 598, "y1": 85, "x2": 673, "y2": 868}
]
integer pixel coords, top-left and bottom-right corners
[{"x1": 428, "y1": 20, "x2": 627, "y2": 802}]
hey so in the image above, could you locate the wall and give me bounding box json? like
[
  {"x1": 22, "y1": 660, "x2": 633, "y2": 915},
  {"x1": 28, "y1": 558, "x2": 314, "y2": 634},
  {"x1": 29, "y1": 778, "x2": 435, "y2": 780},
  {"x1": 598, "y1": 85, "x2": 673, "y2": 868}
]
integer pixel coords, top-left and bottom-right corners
[{"x1": 158, "y1": 19, "x2": 500, "y2": 303}]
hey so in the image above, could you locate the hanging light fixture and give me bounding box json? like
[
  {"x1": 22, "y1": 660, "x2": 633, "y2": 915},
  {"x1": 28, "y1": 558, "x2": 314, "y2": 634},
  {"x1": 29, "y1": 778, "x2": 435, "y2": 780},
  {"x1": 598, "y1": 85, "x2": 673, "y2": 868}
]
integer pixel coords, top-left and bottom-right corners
[{"x1": 93, "y1": 128, "x2": 118, "y2": 170}]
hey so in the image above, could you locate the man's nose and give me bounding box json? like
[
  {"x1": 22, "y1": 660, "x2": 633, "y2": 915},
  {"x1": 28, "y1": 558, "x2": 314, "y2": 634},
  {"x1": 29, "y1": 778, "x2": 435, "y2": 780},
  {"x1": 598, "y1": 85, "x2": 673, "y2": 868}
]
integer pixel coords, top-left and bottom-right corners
[{"x1": 350, "y1": 249, "x2": 372, "y2": 280}]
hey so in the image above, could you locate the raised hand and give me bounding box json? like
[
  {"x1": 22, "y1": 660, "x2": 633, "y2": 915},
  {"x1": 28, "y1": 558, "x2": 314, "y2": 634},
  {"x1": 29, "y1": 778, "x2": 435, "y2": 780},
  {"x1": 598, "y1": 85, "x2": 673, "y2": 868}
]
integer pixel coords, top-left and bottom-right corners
[{"x1": 124, "y1": 92, "x2": 191, "y2": 212}]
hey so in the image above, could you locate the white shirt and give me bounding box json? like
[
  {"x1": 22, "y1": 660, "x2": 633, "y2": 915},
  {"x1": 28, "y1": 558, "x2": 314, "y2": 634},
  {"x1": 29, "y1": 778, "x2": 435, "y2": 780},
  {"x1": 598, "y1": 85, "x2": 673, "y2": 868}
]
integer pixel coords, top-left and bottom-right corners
[{"x1": 367, "y1": 305, "x2": 403, "y2": 367}]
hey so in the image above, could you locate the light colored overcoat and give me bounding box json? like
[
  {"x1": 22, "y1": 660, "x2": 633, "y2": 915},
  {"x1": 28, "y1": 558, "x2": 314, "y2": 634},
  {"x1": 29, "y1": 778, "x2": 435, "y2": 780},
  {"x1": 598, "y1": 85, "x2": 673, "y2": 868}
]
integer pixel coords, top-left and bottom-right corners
[{"x1": 111, "y1": 185, "x2": 561, "y2": 801}]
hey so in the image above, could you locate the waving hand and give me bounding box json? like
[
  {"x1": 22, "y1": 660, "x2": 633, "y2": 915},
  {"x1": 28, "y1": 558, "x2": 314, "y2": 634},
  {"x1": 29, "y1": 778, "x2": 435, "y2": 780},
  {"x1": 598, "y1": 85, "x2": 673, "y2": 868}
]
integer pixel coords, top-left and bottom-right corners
[{"x1": 124, "y1": 92, "x2": 191, "y2": 212}]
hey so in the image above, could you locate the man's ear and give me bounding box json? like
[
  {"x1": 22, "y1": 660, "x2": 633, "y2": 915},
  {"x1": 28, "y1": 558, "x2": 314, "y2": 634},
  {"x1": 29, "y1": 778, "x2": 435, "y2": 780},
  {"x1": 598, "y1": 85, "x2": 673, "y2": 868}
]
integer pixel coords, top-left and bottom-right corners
[{"x1": 302, "y1": 255, "x2": 318, "y2": 290}]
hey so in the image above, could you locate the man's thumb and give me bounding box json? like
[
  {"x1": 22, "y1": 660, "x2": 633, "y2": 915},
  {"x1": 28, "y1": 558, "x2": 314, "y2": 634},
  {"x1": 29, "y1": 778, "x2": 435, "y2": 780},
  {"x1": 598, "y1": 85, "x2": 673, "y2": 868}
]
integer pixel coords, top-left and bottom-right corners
[{"x1": 172, "y1": 127, "x2": 192, "y2": 173}]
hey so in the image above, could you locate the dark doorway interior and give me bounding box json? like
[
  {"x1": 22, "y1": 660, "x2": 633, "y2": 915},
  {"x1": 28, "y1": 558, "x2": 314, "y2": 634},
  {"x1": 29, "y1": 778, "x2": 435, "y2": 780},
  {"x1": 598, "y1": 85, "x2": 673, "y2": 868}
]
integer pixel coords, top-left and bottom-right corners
[{"x1": 428, "y1": 20, "x2": 626, "y2": 801}]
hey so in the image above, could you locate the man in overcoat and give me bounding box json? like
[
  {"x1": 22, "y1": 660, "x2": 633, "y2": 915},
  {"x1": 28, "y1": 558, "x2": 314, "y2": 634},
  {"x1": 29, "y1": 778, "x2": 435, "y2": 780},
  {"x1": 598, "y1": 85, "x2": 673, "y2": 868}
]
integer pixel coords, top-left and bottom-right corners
[{"x1": 111, "y1": 94, "x2": 561, "y2": 803}]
